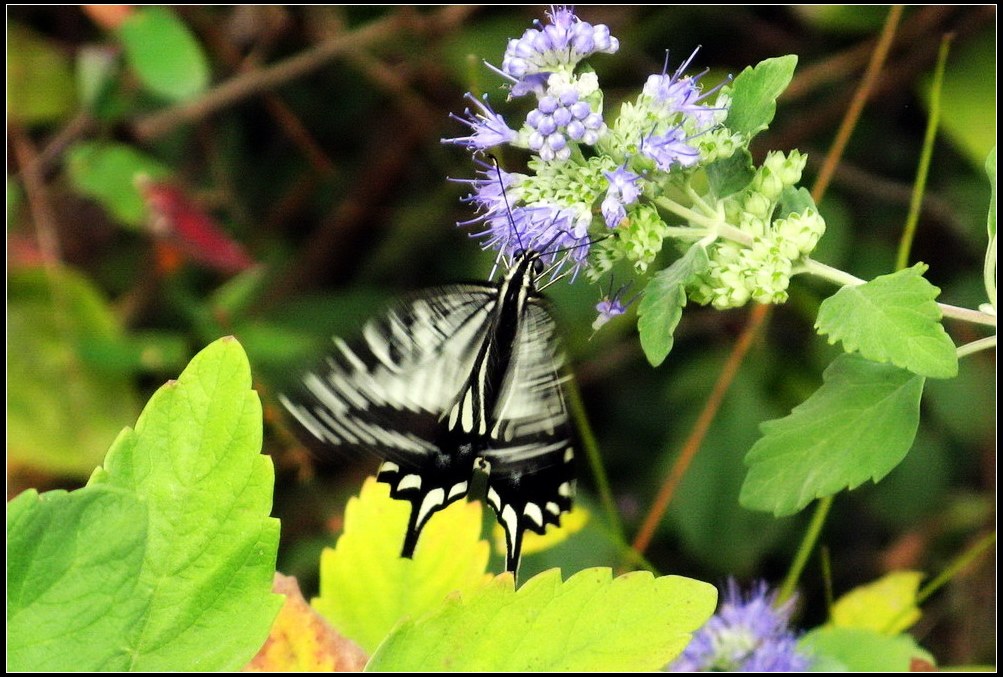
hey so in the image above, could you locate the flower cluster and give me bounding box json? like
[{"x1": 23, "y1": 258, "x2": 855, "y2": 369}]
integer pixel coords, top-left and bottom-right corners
[
  {"x1": 689, "y1": 150, "x2": 825, "y2": 308},
  {"x1": 668, "y1": 580, "x2": 812, "y2": 672},
  {"x1": 444, "y1": 6, "x2": 826, "y2": 326}
]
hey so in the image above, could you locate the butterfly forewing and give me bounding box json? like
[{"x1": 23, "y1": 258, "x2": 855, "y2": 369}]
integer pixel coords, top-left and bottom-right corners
[{"x1": 281, "y1": 253, "x2": 576, "y2": 573}]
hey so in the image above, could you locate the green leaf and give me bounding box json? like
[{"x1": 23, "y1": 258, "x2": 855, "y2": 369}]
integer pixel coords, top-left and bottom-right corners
[
  {"x1": 799, "y1": 627, "x2": 935, "y2": 672},
  {"x1": 638, "y1": 244, "x2": 710, "y2": 366},
  {"x1": 118, "y1": 7, "x2": 209, "y2": 102},
  {"x1": 740, "y1": 354, "x2": 925, "y2": 516},
  {"x1": 815, "y1": 264, "x2": 958, "y2": 378},
  {"x1": 88, "y1": 336, "x2": 282, "y2": 670},
  {"x1": 725, "y1": 55, "x2": 798, "y2": 138},
  {"x1": 7, "y1": 267, "x2": 141, "y2": 476},
  {"x1": 778, "y1": 185, "x2": 817, "y2": 218},
  {"x1": 312, "y1": 477, "x2": 490, "y2": 654},
  {"x1": 8, "y1": 25, "x2": 77, "y2": 124},
  {"x1": 367, "y1": 568, "x2": 717, "y2": 672},
  {"x1": 830, "y1": 571, "x2": 922, "y2": 635},
  {"x1": 705, "y1": 148, "x2": 754, "y2": 198},
  {"x1": 7, "y1": 487, "x2": 149, "y2": 671},
  {"x1": 65, "y1": 141, "x2": 171, "y2": 228}
]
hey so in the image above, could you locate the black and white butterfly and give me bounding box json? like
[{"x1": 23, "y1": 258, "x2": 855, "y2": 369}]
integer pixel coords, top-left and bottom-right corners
[{"x1": 280, "y1": 248, "x2": 577, "y2": 573}]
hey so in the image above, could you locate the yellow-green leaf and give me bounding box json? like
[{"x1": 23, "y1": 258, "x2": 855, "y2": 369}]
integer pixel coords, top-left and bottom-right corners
[
  {"x1": 312, "y1": 477, "x2": 491, "y2": 653},
  {"x1": 367, "y1": 568, "x2": 718, "y2": 672},
  {"x1": 830, "y1": 571, "x2": 923, "y2": 635},
  {"x1": 8, "y1": 25, "x2": 77, "y2": 124}
]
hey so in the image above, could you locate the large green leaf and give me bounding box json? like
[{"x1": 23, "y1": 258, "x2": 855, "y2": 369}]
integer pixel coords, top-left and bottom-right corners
[
  {"x1": 800, "y1": 627, "x2": 935, "y2": 671},
  {"x1": 815, "y1": 264, "x2": 958, "y2": 378},
  {"x1": 8, "y1": 338, "x2": 281, "y2": 670},
  {"x1": 740, "y1": 354, "x2": 925, "y2": 516},
  {"x1": 118, "y1": 7, "x2": 209, "y2": 102},
  {"x1": 724, "y1": 55, "x2": 797, "y2": 138},
  {"x1": 7, "y1": 267, "x2": 141, "y2": 476},
  {"x1": 7, "y1": 487, "x2": 149, "y2": 670},
  {"x1": 637, "y1": 244, "x2": 710, "y2": 366},
  {"x1": 367, "y1": 568, "x2": 717, "y2": 672},
  {"x1": 86, "y1": 337, "x2": 282, "y2": 670},
  {"x1": 312, "y1": 477, "x2": 490, "y2": 654}
]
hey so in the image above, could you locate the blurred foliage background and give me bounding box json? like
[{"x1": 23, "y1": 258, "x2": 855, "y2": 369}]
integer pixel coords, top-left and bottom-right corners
[{"x1": 7, "y1": 6, "x2": 995, "y2": 665}]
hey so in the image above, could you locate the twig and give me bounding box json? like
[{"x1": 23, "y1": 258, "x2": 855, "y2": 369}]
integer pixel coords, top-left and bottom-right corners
[
  {"x1": 631, "y1": 302, "x2": 770, "y2": 556},
  {"x1": 812, "y1": 6, "x2": 903, "y2": 201},
  {"x1": 132, "y1": 12, "x2": 406, "y2": 140}
]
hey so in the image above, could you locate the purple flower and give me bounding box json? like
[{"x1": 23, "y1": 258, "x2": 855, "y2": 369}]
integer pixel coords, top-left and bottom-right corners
[
  {"x1": 592, "y1": 281, "x2": 637, "y2": 331},
  {"x1": 443, "y1": 92, "x2": 518, "y2": 151},
  {"x1": 668, "y1": 580, "x2": 812, "y2": 672},
  {"x1": 502, "y1": 6, "x2": 619, "y2": 80},
  {"x1": 640, "y1": 127, "x2": 701, "y2": 172},
  {"x1": 643, "y1": 48, "x2": 728, "y2": 130},
  {"x1": 601, "y1": 166, "x2": 643, "y2": 227},
  {"x1": 525, "y1": 81, "x2": 606, "y2": 160}
]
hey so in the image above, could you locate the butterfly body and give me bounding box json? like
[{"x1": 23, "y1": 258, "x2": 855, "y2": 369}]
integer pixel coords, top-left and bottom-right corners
[{"x1": 281, "y1": 250, "x2": 576, "y2": 573}]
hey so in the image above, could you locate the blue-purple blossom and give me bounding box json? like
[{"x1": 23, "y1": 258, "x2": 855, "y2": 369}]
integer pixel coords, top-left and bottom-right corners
[
  {"x1": 502, "y1": 6, "x2": 619, "y2": 80},
  {"x1": 592, "y1": 281, "x2": 636, "y2": 331},
  {"x1": 668, "y1": 580, "x2": 812, "y2": 672},
  {"x1": 525, "y1": 79, "x2": 606, "y2": 160},
  {"x1": 601, "y1": 166, "x2": 643, "y2": 227},
  {"x1": 442, "y1": 93, "x2": 518, "y2": 151},
  {"x1": 640, "y1": 127, "x2": 702, "y2": 171},
  {"x1": 643, "y1": 48, "x2": 728, "y2": 130}
]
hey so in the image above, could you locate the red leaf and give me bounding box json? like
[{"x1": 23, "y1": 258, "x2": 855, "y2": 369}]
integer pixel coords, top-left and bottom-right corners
[{"x1": 140, "y1": 179, "x2": 255, "y2": 274}]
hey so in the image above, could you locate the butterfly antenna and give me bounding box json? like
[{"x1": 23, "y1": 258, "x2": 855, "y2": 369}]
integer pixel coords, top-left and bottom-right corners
[{"x1": 489, "y1": 154, "x2": 527, "y2": 257}]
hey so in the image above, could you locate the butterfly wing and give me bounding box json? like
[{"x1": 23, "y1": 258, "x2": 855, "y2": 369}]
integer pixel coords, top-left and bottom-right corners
[
  {"x1": 280, "y1": 284, "x2": 499, "y2": 555},
  {"x1": 481, "y1": 298, "x2": 576, "y2": 573}
]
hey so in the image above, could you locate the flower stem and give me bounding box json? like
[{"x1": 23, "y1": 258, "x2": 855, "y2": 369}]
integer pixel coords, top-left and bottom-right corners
[
  {"x1": 957, "y1": 335, "x2": 997, "y2": 358},
  {"x1": 777, "y1": 495, "x2": 833, "y2": 606},
  {"x1": 895, "y1": 35, "x2": 952, "y2": 271}
]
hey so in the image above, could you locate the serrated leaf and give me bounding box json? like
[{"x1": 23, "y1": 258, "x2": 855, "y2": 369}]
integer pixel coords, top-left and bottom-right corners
[
  {"x1": 740, "y1": 354, "x2": 925, "y2": 516},
  {"x1": 118, "y1": 7, "x2": 209, "y2": 102},
  {"x1": 638, "y1": 244, "x2": 710, "y2": 366},
  {"x1": 7, "y1": 487, "x2": 149, "y2": 671},
  {"x1": 830, "y1": 571, "x2": 923, "y2": 635},
  {"x1": 245, "y1": 574, "x2": 368, "y2": 672},
  {"x1": 705, "y1": 149, "x2": 754, "y2": 198},
  {"x1": 7, "y1": 266, "x2": 141, "y2": 476},
  {"x1": 799, "y1": 627, "x2": 935, "y2": 671},
  {"x1": 312, "y1": 477, "x2": 490, "y2": 654},
  {"x1": 8, "y1": 25, "x2": 77, "y2": 124},
  {"x1": 367, "y1": 568, "x2": 717, "y2": 672},
  {"x1": 87, "y1": 336, "x2": 282, "y2": 670},
  {"x1": 815, "y1": 264, "x2": 958, "y2": 378},
  {"x1": 65, "y1": 141, "x2": 171, "y2": 228},
  {"x1": 725, "y1": 55, "x2": 797, "y2": 138}
]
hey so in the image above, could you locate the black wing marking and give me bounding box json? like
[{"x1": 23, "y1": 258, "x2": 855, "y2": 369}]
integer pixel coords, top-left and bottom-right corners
[
  {"x1": 482, "y1": 300, "x2": 576, "y2": 573},
  {"x1": 282, "y1": 264, "x2": 577, "y2": 573},
  {"x1": 281, "y1": 284, "x2": 498, "y2": 556}
]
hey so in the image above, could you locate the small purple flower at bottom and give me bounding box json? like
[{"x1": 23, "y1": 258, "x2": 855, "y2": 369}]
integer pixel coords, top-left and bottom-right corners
[
  {"x1": 668, "y1": 580, "x2": 812, "y2": 672},
  {"x1": 592, "y1": 280, "x2": 638, "y2": 332}
]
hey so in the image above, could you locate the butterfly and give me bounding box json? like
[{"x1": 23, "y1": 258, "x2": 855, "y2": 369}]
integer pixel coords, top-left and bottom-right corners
[{"x1": 280, "y1": 248, "x2": 577, "y2": 573}]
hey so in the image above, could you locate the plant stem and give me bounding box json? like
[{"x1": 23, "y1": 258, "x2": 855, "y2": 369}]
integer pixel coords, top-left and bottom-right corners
[
  {"x1": 777, "y1": 495, "x2": 833, "y2": 605},
  {"x1": 565, "y1": 377, "x2": 627, "y2": 551},
  {"x1": 957, "y1": 335, "x2": 997, "y2": 358}
]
